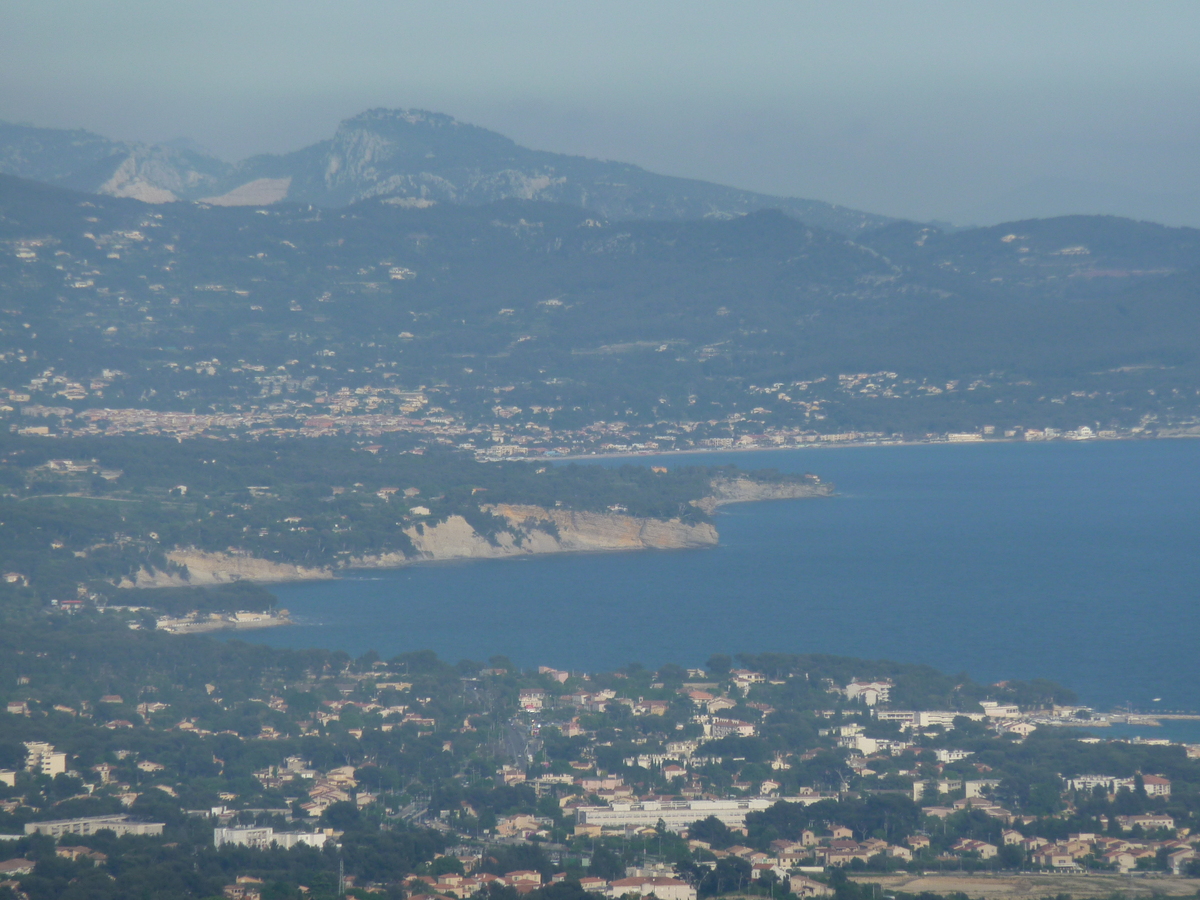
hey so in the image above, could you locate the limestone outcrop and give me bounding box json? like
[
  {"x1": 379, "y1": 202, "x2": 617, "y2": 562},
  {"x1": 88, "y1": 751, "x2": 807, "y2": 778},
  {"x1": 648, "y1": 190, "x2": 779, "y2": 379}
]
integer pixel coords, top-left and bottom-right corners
[
  {"x1": 120, "y1": 476, "x2": 826, "y2": 586},
  {"x1": 349, "y1": 505, "x2": 717, "y2": 567},
  {"x1": 691, "y1": 476, "x2": 833, "y2": 514},
  {"x1": 119, "y1": 549, "x2": 332, "y2": 588}
]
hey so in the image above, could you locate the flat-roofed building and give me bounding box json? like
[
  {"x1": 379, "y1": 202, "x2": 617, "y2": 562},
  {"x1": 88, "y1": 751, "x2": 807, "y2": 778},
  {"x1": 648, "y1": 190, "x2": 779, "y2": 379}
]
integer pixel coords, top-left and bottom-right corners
[
  {"x1": 24, "y1": 742, "x2": 66, "y2": 777},
  {"x1": 575, "y1": 796, "x2": 831, "y2": 834},
  {"x1": 213, "y1": 826, "x2": 330, "y2": 849},
  {"x1": 26, "y1": 815, "x2": 163, "y2": 838},
  {"x1": 608, "y1": 877, "x2": 695, "y2": 900}
]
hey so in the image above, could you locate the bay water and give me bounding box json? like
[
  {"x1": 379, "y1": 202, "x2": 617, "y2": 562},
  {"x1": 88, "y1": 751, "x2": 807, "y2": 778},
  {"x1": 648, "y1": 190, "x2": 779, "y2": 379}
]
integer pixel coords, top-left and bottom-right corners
[{"x1": 256, "y1": 440, "x2": 1200, "y2": 712}]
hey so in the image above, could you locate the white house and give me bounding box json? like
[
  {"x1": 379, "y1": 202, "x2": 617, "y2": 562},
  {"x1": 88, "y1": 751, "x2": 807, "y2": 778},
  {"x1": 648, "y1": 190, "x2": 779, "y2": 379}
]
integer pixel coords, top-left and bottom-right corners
[
  {"x1": 844, "y1": 680, "x2": 891, "y2": 706},
  {"x1": 1142, "y1": 774, "x2": 1172, "y2": 797}
]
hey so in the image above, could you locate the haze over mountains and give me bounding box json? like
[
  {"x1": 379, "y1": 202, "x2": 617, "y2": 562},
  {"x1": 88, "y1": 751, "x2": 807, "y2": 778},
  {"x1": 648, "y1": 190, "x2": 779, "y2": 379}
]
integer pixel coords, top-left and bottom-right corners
[
  {"x1": 0, "y1": 109, "x2": 890, "y2": 236},
  {"x1": 953, "y1": 177, "x2": 1200, "y2": 234},
  {"x1": 1, "y1": 105, "x2": 1199, "y2": 451}
]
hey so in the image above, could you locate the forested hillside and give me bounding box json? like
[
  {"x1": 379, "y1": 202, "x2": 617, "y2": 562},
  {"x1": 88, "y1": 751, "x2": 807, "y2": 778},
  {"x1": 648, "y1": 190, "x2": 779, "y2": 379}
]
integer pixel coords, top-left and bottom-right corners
[
  {"x1": 0, "y1": 428, "x2": 820, "y2": 607},
  {"x1": 1, "y1": 175, "x2": 1198, "y2": 446}
]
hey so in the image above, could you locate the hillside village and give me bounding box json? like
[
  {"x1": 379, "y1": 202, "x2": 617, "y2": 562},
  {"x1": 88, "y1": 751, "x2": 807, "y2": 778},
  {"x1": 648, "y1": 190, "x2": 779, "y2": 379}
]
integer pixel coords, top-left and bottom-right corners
[
  {"x1": 6, "y1": 177, "x2": 1200, "y2": 459},
  {"x1": 2, "y1": 628, "x2": 1200, "y2": 899},
  {"x1": 1, "y1": 368, "x2": 1166, "y2": 458}
]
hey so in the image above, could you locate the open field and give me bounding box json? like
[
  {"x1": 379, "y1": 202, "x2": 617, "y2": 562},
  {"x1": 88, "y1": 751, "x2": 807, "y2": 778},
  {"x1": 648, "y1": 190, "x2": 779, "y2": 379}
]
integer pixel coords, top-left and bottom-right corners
[{"x1": 849, "y1": 872, "x2": 1200, "y2": 899}]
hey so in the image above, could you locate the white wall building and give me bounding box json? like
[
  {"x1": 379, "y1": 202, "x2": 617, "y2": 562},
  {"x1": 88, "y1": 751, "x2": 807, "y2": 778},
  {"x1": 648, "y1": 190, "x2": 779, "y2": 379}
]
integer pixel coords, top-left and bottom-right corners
[
  {"x1": 26, "y1": 816, "x2": 163, "y2": 838},
  {"x1": 1143, "y1": 775, "x2": 1172, "y2": 797},
  {"x1": 915, "y1": 711, "x2": 985, "y2": 728},
  {"x1": 965, "y1": 779, "x2": 1002, "y2": 798},
  {"x1": 980, "y1": 702, "x2": 1021, "y2": 718},
  {"x1": 844, "y1": 681, "x2": 891, "y2": 707},
  {"x1": 934, "y1": 749, "x2": 974, "y2": 763},
  {"x1": 24, "y1": 742, "x2": 66, "y2": 777},
  {"x1": 576, "y1": 796, "x2": 829, "y2": 833},
  {"x1": 608, "y1": 877, "x2": 696, "y2": 900},
  {"x1": 213, "y1": 826, "x2": 330, "y2": 849},
  {"x1": 1068, "y1": 774, "x2": 1170, "y2": 798}
]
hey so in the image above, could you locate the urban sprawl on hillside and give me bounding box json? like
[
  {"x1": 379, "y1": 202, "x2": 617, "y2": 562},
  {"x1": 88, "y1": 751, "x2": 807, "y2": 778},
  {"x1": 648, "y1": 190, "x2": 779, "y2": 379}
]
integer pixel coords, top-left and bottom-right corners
[{"x1": 1, "y1": 634, "x2": 1199, "y2": 900}]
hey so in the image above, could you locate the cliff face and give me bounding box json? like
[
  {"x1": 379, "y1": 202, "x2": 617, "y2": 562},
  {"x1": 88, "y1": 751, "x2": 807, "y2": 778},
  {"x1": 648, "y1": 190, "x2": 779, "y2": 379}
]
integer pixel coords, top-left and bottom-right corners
[
  {"x1": 120, "y1": 476, "x2": 825, "y2": 587},
  {"x1": 119, "y1": 550, "x2": 332, "y2": 588},
  {"x1": 692, "y1": 476, "x2": 833, "y2": 514},
  {"x1": 349, "y1": 504, "x2": 717, "y2": 568},
  {"x1": 493, "y1": 504, "x2": 718, "y2": 551}
]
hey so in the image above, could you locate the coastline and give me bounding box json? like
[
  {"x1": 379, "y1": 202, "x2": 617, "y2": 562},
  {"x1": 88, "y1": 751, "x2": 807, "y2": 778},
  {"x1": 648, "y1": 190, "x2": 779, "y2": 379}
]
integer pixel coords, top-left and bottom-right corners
[
  {"x1": 238, "y1": 437, "x2": 1200, "y2": 712},
  {"x1": 121, "y1": 479, "x2": 830, "y2": 591},
  {"x1": 543, "y1": 430, "x2": 1199, "y2": 464},
  {"x1": 155, "y1": 612, "x2": 293, "y2": 634},
  {"x1": 119, "y1": 436, "x2": 1198, "y2": 594}
]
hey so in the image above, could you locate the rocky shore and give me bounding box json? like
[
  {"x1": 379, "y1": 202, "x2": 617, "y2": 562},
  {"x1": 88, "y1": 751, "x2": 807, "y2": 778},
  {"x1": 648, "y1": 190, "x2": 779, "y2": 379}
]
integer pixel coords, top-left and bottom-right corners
[
  {"x1": 119, "y1": 550, "x2": 332, "y2": 589},
  {"x1": 120, "y1": 476, "x2": 830, "y2": 588},
  {"x1": 692, "y1": 475, "x2": 834, "y2": 513}
]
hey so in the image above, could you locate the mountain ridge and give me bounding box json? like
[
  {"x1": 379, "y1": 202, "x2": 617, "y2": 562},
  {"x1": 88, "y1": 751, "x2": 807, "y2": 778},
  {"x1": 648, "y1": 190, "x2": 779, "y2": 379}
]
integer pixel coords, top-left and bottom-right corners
[{"x1": 0, "y1": 109, "x2": 892, "y2": 235}]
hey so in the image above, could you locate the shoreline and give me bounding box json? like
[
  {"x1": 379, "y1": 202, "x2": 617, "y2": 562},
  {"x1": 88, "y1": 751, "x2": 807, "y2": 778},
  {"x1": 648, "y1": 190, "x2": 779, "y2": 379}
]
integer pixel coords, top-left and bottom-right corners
[
  {"x1": 114, "y1": 439, "x2": 1200, "y2": 595},
  {"x1": 542, "y1": 430, "x2": 1199, "y2": 463},
  {"x1": 127, "y1": 481, "x2": 825, "y2": 590},
  {"x1": 206, "y1": 439, "x2": 1200, "y2": 717},
  {"x1": 155, "y1": 613, "x2": 293, "y2": 634}
]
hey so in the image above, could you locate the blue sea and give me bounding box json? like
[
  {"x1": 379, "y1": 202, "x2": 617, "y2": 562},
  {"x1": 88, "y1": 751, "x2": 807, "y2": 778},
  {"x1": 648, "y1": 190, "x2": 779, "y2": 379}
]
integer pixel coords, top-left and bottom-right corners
[{"x1": 254, "y1": 440, "x2": 1200, "y2": 712}]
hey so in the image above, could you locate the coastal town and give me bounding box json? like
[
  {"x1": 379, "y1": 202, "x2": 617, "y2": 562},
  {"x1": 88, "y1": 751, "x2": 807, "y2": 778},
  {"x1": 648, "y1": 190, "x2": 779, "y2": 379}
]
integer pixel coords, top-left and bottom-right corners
[
  {"x1": 5, "y1": 172, "x2": 1200, "y2": 468},
  {"x1": 6, "y1": 371, "x2": 1193, "y2": 460},
  {"x1": 3, "y1": 194, "x2": 1200, "y2": 897},
  {"x1": 4, "y1": 25, "x2": 1200, "y2": 900},
  {"x1": 3, "y1": 637, "x2": 1200, "y2": 900}
]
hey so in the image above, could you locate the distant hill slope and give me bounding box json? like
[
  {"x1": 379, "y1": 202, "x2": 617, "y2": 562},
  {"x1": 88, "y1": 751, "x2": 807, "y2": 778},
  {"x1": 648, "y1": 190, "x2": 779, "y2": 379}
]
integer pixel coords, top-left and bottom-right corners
[
  {"x1": 1, "y1": 173, "x2": 1198, "y2": 437},
  {"x1": 0, "y1": 122, "x2": 230, "y2": 203},
  {"x1": 0, "y1": 109, "x2": 890, "y2": 235}
]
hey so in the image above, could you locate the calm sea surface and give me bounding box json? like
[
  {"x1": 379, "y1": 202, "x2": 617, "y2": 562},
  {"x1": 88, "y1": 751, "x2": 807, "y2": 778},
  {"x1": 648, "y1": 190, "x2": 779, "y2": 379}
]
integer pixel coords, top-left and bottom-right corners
[{"x1": 255, "y1": 440, "x2": 1200, "y2": 711}]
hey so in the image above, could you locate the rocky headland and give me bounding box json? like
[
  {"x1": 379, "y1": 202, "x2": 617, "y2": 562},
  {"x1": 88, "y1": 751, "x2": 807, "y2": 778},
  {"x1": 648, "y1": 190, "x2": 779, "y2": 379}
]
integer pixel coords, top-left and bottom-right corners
[
  {"x1": 118, "y1": 550, "x2": 332, "y2": 589},
  {"x1": 120, "y1": 476, "x2": 830, "y2": 587},
  {"x1": 691, "y1": 475, "x2": 834, "y2": 513}
]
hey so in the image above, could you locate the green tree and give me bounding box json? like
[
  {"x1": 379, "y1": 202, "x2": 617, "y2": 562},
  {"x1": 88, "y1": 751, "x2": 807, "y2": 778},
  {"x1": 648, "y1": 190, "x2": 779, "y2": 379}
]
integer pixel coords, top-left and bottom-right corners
[
  {"x1": 689, "y1": 816, "x2": 735, "y2": 850},
  {"x1": 706, "y1": 655, "x2": 732, "y2": 678}
]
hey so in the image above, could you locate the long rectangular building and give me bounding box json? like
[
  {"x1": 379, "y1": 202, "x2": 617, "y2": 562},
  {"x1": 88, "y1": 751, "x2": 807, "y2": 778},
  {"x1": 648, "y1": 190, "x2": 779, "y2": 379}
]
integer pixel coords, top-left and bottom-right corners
[
  {"x1": 25, "y1": 815, "x2": 163, "y2": 838},
  {"x1": 576, "y1": 796, "x2": 832, "y2": 833},
  {"x1": 213, "y1": 826, "x2": 330, "y2": 849}
]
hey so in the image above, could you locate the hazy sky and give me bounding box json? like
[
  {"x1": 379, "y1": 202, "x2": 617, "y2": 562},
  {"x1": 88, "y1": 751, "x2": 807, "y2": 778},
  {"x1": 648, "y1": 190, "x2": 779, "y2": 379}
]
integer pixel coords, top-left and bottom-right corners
[{"x1": 3, "y1": 1, "x2": 1199, "y2": 226}]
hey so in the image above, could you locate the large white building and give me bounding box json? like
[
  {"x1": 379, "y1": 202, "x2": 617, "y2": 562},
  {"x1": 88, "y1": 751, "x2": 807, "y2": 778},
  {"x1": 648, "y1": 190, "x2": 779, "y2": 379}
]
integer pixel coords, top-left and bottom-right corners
[
  {"x1": 844, "y1": 681, "x2": 891, "y2": 707},
  {"x1": 914, "y1": 711, "x2": 984, "y2": 728},
  {"x1": 1067, "y1": 774, "x2": 1131, "y2": 793},
  {"x1": 24, "y1": 742, "x2": 66, "y2": 777},
  {"x1": 979, "y1": 701, "x2": 1021, "y2": 718},
  {"x1": 576, "y1": 796, "x2": 830, "y2": 833},
  {"x1": 26, "y1": 815, "x2": 163, "y2": 838},
  {"x1": 1142, "y1": 775, "x2": 1172, "y2": 797},
  {"x1": 709, "y1": 719, "x2": 757, "y2": 739},
  {"x1": 608, "y1": 877, "x2": 696, "y2": 900},
  {"x1": 1067, "y1": 774, "x2": 1171, "y2": 797},
  {"x1": 213, "y1": 826, "x2": 331, "y2": 849}
]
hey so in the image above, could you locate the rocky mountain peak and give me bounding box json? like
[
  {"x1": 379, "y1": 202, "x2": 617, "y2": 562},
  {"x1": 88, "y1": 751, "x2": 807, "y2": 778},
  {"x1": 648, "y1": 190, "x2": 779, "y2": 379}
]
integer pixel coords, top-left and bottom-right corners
[{"x1": 0, "y1": 111, "x2": 893, "y2": 235}]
